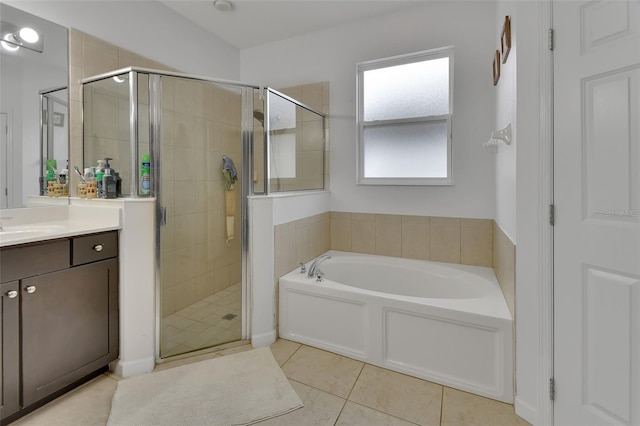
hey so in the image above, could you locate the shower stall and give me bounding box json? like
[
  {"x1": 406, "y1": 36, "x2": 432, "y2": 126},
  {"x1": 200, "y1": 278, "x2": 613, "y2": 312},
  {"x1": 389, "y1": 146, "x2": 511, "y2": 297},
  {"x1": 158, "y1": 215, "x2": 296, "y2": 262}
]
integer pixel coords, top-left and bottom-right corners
[{"x1": 81, "y1": 68, "x2": 325, "y2": 359}]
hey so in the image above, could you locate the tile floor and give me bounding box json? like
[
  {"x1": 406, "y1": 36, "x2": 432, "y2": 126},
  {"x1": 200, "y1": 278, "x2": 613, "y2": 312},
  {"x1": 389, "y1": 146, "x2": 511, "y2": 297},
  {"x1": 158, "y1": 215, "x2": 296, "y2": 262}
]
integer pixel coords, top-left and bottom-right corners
[
  {"x1": 161, "y1": 283, "x2": 242, "y2": 357},
  {"x1": 11, "y1": 339, "x2": 530, "y2": 426}
]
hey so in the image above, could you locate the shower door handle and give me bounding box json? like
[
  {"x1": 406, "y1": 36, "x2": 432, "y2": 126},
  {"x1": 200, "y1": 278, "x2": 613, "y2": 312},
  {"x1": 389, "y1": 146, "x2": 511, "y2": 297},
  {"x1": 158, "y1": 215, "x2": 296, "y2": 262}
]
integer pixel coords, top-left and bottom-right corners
[{"x1": 159, "y1": 205, "x2": 167, "y2": 226}]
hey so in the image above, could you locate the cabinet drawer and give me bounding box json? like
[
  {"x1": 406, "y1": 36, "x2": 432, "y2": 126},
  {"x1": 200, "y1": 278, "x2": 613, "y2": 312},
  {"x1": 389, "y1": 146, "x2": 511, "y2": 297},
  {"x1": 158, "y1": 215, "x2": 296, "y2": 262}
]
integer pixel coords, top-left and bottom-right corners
[
  {"x1": 0, "y1": 240, "x2": 70, "y2": 283},
  {"x1": 71, "y1": 232, "x2": 118, "y2": 266}
]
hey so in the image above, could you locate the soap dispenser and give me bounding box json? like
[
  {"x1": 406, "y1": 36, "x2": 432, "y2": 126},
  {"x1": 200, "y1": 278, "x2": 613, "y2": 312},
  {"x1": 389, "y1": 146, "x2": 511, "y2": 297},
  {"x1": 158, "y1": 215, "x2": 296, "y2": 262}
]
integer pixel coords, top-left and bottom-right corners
[{"x1": 102, "y1": 158, "x2": 117, "y2": 199}]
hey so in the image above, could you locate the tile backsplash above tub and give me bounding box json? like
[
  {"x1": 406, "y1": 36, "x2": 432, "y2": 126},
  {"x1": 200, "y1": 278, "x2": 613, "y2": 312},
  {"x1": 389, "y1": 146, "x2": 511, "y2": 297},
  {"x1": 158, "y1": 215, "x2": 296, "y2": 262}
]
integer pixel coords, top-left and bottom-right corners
[{"x1": 330, "y1": 212, "x2": 494, "y2": 268}]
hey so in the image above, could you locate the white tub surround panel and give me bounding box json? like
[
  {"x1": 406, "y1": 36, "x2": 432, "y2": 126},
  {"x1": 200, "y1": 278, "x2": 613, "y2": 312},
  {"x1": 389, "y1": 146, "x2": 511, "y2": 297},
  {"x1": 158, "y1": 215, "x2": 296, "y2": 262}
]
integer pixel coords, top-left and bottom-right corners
[{"x1": 280, "y1": 251, "x2": 513, "y2": 403}]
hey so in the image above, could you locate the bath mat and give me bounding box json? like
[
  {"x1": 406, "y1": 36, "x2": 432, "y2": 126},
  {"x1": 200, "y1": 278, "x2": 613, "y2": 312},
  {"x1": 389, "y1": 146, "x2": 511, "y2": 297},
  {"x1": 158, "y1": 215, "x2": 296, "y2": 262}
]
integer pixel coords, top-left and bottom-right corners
[{"x1": 107, "y1": 347, "x2": 303, "y2": 426}]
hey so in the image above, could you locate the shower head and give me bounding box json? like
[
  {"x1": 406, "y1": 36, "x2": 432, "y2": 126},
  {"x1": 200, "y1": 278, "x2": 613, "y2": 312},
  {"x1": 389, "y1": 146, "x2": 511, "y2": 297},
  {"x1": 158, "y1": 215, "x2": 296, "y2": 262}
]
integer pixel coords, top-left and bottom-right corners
[{"x1": 253, "y1": 110, "x2": 264, "y2": 125}]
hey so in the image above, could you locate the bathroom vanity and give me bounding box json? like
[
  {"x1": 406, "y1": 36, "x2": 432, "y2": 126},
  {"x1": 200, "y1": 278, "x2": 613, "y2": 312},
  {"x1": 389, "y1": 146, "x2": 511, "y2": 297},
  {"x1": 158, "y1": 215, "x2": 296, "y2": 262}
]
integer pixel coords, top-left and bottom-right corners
[{"x1": 0, "y1": 206, "x2": 121, "y2": 424}]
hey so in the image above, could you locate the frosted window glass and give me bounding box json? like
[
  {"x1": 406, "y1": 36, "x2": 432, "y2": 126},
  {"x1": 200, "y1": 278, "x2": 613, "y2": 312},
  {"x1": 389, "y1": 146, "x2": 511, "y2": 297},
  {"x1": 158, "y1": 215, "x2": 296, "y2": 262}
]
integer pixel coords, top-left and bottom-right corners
[
  {"x1": 363, "y1": 57, "x2": 449, "y2": 121},
  {"x1": 270, "y1": 133, "x2": 296, "y2": 178},
  {"x1": 363, "y1": 120, "x2": 448, "y2": 178}
]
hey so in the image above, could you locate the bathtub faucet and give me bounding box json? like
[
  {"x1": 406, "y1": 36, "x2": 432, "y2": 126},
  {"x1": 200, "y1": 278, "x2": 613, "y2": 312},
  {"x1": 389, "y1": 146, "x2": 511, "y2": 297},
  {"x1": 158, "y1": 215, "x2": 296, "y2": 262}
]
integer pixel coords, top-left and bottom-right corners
[{"x1": 307, "y1": 255, "x2": 331, "y2": 279}]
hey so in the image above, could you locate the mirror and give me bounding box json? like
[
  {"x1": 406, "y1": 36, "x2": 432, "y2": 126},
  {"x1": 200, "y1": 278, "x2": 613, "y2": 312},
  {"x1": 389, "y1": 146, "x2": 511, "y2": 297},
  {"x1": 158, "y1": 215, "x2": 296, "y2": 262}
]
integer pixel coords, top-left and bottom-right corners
[{"x1": 0, "y1": 3, "x2": 68, "y2": 208}]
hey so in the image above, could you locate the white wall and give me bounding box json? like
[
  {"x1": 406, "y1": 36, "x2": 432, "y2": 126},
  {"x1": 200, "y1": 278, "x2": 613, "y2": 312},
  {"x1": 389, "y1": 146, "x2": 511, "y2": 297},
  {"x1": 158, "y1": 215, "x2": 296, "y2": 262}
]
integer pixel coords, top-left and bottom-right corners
[
  {"x1": 495, "y1": 4, "x2": 518, "y2": 243},
  {"x1": 241, "y1": 1, "x2": 497, "y2": 219},
  {"x1": 493, "y1": 2, "x2": 551, "y2": 424},
  {"x1": 5, "y1": 0, "x2": 240, "y2": 79}
]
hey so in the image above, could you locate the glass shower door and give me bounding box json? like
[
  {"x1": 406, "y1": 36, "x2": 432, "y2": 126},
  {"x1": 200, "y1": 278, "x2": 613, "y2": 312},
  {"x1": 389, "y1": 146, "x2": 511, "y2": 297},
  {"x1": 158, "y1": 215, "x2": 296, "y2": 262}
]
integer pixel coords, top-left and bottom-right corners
[{"x1": 158, "y1": 75, "x2": 245, "y2": 358}]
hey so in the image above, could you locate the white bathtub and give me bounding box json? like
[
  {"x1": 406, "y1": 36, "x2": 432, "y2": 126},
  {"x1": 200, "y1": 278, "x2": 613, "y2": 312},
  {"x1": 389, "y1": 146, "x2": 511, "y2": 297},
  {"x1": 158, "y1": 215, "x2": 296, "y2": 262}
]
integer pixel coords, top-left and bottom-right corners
[{"x1": 278, "y1": 250, "x2": 514, "y2": 403}]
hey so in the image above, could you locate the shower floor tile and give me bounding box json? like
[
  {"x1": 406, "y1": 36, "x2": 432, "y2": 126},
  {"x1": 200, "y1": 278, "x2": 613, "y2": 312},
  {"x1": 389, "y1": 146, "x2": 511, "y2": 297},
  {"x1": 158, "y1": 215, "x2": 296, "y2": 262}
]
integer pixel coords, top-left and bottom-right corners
[{"x1": 161, "y1": 282, "x2": 243, "y2": 358}]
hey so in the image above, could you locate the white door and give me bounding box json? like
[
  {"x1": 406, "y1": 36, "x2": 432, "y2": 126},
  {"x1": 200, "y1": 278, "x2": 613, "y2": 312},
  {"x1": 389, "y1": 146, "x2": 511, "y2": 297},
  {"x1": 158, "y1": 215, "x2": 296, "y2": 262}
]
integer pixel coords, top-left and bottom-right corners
[{"x1": 554, "y1": 1, "x2": 640, "y2": 425}]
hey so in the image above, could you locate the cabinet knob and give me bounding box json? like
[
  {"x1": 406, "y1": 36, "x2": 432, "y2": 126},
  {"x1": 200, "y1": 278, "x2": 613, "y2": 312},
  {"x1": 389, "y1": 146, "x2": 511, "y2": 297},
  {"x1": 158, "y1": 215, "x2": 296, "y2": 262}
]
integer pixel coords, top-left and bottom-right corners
[
  {"x1": 25, "y1": 286, "x2": 36, "y2": 294},
  {"x1": 93, "y1": 244, "x2": 104, "y2": 252},
  {"x1": 6, "y1": 290, "x2": 18, "y2": 299}
]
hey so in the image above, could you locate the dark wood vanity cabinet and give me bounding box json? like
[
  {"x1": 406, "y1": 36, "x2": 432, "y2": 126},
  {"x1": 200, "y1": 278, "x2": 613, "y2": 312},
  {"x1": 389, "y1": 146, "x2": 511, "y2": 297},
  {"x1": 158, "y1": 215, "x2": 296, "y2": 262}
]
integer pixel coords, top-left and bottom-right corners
[{"x1": 0, "y1": 231, "x2": 119, "y2": 423}]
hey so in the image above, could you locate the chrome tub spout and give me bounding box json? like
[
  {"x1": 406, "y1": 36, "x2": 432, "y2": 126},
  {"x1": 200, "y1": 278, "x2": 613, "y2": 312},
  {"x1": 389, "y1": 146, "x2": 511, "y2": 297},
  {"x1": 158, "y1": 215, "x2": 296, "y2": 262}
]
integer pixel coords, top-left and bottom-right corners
[{"x1": 307, "y1": 254, "x2": 332, "y2": 278}]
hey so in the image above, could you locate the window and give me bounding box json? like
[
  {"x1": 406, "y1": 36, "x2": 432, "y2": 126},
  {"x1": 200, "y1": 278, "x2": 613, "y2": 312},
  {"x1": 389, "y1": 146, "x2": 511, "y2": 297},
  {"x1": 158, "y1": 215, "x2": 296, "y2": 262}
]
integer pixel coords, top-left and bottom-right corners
[{"x1": 357, "y1": 46, "x2": 453, "y2": 185}]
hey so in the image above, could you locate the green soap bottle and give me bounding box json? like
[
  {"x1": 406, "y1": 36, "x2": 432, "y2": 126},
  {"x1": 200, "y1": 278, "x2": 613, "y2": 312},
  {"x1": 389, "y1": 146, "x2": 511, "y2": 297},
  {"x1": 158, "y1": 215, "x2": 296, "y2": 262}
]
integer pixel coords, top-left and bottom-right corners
[{"x1": 141, "y1": 154, "x2": 151, "y2": 195}]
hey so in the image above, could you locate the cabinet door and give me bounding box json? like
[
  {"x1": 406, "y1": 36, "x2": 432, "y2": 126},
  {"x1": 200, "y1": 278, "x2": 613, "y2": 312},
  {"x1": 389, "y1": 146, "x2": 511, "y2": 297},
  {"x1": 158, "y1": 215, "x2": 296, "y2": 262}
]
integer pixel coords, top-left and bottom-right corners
[
  {"x1": 21, "y1": 259, "x2": 119, "y2": 407},
  {"x1": 1, "y1": 281, "x2": 20, "y2": 421}
]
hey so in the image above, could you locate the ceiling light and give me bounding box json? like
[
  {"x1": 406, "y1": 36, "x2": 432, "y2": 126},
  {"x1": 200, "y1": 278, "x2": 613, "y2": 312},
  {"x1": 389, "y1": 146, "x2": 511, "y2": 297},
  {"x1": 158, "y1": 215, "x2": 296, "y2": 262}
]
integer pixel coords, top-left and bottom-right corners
[{"x1": 213, "y1": 0, "x2": 233, "y2": 12}]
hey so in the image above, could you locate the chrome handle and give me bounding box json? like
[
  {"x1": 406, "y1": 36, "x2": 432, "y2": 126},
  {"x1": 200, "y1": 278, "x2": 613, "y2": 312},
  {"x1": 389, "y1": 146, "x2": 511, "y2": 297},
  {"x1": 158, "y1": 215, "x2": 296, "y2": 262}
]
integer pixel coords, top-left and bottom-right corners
[
  {"x1": 316, "y1": 271, "x2": 324, "y2": 282},
  {"x1": 299, "y1": 263, "x2": 306, "y2": 274},
  {"x1": 93, "y1": 244, "x2": 104, "y2": 252},
  {"x1": 25, "y1": 286, "x2": 36, "y2": 294},
  {"x1": 6, "y1": 290, "x2": 17, "y2": 299}
]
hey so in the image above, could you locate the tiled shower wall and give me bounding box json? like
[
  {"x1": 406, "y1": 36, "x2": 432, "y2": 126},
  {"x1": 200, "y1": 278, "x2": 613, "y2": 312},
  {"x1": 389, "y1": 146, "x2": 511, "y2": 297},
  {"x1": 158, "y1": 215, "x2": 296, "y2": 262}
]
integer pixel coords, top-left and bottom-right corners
[
  {"x1": 274, "y1": 212, "x2": 517, "y2": 328},
  {"x1": 159, "y1": 78, "x2": 243, "y2": 316},
  {"x1": 69, "y1": 30, "x2": 242, "y2": 316}
]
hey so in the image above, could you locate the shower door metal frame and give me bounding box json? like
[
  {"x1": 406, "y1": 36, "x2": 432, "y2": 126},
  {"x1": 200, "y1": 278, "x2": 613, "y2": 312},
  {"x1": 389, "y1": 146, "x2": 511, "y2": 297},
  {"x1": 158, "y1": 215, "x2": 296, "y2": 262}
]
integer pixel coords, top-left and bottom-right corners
[
  {"x1": 82, "y1": 66, "x2": 258, "y2": 360},
  {"x1": 145, "y1": 69, "x2": 258, "y2": 360}
]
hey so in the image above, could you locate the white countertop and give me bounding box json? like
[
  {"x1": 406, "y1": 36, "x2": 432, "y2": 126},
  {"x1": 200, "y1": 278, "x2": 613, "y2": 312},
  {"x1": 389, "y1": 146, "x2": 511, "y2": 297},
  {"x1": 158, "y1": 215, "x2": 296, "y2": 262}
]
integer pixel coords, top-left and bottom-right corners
[{"x1": 0, "y1": 205, "x2": 122, "y2": 247}]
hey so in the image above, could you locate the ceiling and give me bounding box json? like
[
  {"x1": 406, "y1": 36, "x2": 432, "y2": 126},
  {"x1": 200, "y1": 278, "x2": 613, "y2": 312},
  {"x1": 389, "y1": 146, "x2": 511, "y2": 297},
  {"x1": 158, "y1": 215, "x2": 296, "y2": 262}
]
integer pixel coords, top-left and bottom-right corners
[{"x1": 160, "y1": 0, "x2": 423, "y2": 49}]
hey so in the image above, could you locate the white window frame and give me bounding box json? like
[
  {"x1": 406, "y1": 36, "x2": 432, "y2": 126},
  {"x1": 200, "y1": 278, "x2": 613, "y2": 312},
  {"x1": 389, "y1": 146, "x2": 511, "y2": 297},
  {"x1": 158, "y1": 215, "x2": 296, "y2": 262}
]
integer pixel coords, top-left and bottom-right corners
[{"x1": 356, "y1": 46, "x2": 454, "y2": 186}]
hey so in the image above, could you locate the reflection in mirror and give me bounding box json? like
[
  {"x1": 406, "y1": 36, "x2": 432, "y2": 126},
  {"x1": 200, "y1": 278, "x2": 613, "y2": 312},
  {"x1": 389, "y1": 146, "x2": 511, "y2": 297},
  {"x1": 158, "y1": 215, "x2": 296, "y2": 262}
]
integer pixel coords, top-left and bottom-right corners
[
  {"x1": 40, "y1": 87, "x2": 69, "y2": 196},
  {"x1": 0, "y1": 3, "x2": 68, "y2": 208}
]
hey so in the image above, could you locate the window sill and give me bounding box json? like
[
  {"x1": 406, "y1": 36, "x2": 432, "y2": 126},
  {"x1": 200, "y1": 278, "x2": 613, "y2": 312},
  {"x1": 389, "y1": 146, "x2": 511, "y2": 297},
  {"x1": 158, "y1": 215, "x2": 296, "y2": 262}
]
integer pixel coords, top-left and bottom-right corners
[{"x1": 357, "y1": 177, "x2": 453, "y2": 186}]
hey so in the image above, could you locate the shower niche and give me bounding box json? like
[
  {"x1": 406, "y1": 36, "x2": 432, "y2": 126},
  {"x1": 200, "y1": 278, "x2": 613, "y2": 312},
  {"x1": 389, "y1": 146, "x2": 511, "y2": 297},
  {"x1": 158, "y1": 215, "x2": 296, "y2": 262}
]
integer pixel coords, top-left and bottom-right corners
[{"x1": 82, "y1": 68, "x2": 326, "y2": 358}]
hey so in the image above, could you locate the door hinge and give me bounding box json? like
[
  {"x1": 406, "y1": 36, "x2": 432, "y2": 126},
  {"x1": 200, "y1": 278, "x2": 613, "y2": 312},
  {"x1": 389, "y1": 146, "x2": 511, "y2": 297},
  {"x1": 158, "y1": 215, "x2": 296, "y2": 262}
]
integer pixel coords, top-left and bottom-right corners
[
  {"x1": 548, "y1": 28, "x2": 554, "y2": 51},
  {"x1": 549, "y1": 204, "x2": 555, "y2": 226},
  {"x1": 550, "y1": 377, "x2": 556, "y2": 400}
]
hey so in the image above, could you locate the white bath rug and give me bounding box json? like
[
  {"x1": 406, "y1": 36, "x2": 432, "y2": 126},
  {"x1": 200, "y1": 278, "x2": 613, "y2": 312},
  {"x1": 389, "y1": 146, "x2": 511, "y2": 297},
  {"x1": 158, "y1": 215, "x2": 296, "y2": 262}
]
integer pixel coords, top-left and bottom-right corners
[{"x1": 107, "y1": 347, "x2": 303, "y2": 426}]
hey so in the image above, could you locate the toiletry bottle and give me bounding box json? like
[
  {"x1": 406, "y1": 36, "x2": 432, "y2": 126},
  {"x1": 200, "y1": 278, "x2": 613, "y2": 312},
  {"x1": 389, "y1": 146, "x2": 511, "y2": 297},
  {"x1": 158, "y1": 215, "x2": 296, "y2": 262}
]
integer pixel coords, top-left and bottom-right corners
[
  {"x1": 95, "y1": 160, "x2": 104, "y2": 198},
  {"x1": 96, "y1": 169, "x2": 104, "y2": 198},
  {"x1": 113, "y1": 171, "x2": 122, "y2": 197},
  {"x1": 60, "y1": 167, "x2": 69, "y2": 196},
  {"x1": 140, "y1": 153, "x2": 151, "y2": 195},
  {"x1": 84, "y1": 168, "x2": 97, "y2": 198},
  {"x1": 103, "y1": 168, "x2": 117, "y2": 199}
]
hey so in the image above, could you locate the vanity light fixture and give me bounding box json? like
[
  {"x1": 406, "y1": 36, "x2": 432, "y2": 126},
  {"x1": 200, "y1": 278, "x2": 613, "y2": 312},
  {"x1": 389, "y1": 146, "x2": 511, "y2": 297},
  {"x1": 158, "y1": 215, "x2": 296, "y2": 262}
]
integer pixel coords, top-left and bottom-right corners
[
  {"x1": 213, "y1": 0, "x2": 233, "y2": 12},
  {"x1": 0, "y1": 21, "x2": 43, "y2": 53},
  {"x1": 1, "y1": 33, "x2": 20, "y2": 52}
]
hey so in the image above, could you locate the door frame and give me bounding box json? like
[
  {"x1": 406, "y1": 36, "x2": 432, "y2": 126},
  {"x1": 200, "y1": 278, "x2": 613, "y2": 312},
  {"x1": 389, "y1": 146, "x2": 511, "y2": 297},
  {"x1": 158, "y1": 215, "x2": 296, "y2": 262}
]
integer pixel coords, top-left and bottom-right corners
[{"x1": 538, "y1": 0, "x2": 554, "y2": 425}]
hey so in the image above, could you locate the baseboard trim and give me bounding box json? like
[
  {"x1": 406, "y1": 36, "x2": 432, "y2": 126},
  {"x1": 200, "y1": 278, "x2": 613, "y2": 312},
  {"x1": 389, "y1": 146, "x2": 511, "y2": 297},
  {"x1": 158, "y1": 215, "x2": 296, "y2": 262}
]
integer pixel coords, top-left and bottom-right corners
[
  {"x1": 112, "y1": 357, "x2": 155, "y2": 378},
  {"x1": 251, "y1": 329, "x2": 277, "y2": 348},
  {"x1": 515, "y1": 396, "x2": 539, "y2": 425}
]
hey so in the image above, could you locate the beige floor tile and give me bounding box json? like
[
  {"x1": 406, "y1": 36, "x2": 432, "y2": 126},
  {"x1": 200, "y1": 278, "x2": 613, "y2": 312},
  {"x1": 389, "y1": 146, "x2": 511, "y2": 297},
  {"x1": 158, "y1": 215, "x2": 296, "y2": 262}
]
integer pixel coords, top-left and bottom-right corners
[
  {"x1": 441, "y1": 387, "x2": 531, "y2": 426},
  {"x1": 282, "y1": 346, "x2": 364, "y2": 398},
  {"x1": 349, "y1": 364, "x2": 442, "y2": 426},
  {"x1": 11, "y1": 374, "x2": 117, "y2": 426},
  {"x1": 270, "y1": 339, "x2": 302, "y2": 366},
  {"x1": 336, "y1": 401, "x2": 417, "y2": 426},
  {"x1": 254, "y1": 380, "x2": 345, "y2": 425}
]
